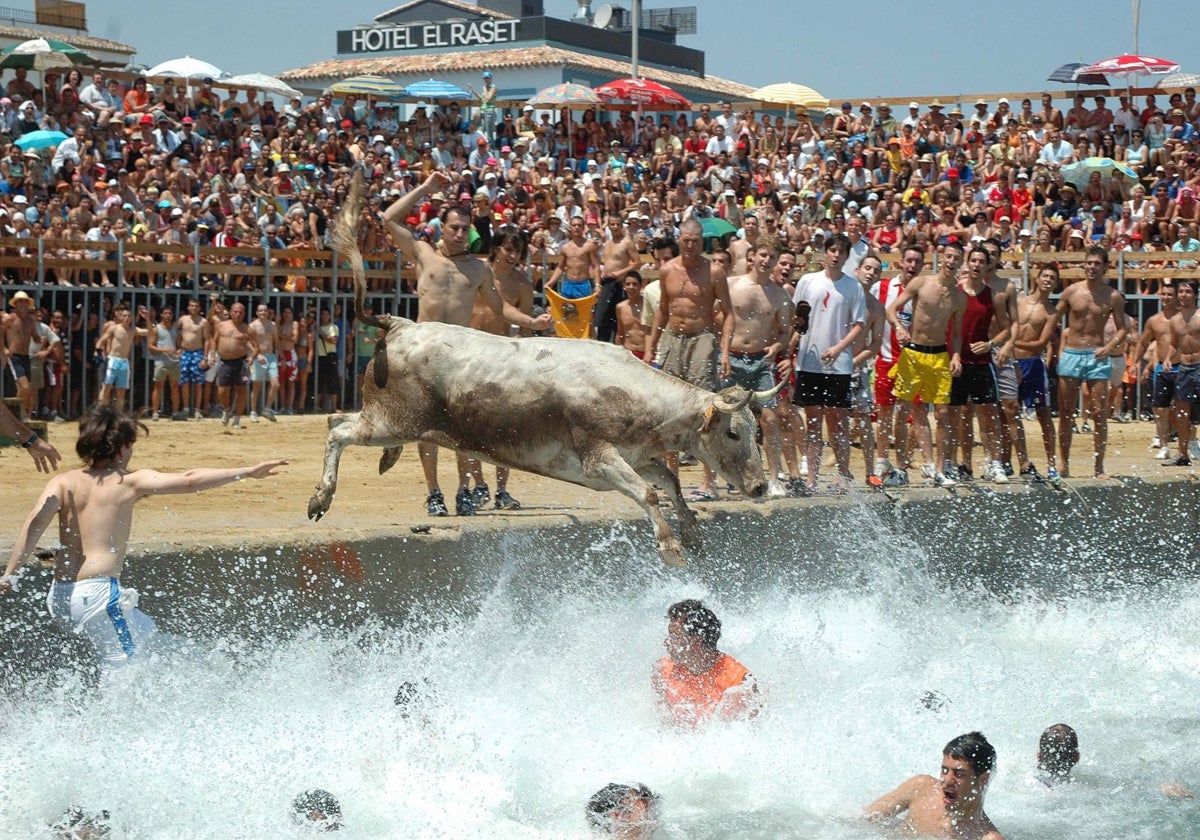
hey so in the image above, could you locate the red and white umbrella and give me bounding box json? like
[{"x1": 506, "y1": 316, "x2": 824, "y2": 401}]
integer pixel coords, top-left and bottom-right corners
[
  {"x1": 1073, "y1": 54, "x2": 1179, "y2": 79},
  {"x1": 595, "y1": 77, "x2": 691, "y2": 111}
]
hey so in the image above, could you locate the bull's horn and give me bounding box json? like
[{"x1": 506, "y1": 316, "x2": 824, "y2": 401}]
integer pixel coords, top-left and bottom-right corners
[
  {"x1": 752, "y1": 378, "x2": 787, "y2": 404},
  {"x1": 713, "y1": 388, "x2": 752, "y2": 413}
]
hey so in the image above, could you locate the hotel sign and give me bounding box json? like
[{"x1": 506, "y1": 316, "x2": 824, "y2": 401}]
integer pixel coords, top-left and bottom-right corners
[{"x1": 337, "y1": 19, "x2": 521, "y2": 54}]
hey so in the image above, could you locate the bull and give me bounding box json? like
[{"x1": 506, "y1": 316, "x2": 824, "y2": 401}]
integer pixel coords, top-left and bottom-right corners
[{"x1": 307, "y1": 173, "x2": 780, "y2": 566}]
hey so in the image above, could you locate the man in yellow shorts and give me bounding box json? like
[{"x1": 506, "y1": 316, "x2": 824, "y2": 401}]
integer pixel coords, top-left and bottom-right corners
[{"x1": 885, "y1": 239, "x2": 968, "y2": 487}]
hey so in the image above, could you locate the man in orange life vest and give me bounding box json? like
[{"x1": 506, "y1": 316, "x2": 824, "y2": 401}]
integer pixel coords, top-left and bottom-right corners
[{"x1": 651, "y1": 599, "x2": 760, "y2": 726}]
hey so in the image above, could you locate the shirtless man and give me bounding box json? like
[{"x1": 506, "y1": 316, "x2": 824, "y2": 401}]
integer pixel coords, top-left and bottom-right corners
[
  {"x1": 1137, "y1": 280, "x2": 1180, "y2": 460},
  {"x1": 467, "y1": 231, "x2": 536, "y2": 511},
  {"x1": 886, "y1": 238, "x2": 967, "y2": 487},
  {"x1": 1166, "y1": 279, "x2": 1200, "y2": 466},
  {"x1": 871, "y1": 246, "x2": 925, "y2": 485},
  {"x1": 850, "y1": 255, "x2": 885, "y2": 484},
  {"x1": 642, "y1": 218, "x2": 734, "y2": 502},
  {"x1": 177, "y1": 298, "x2": 211, "y2": 419},
  {"x1": 211, "y1": 301, "x2": 259, "y2": 429},
  {"x1": 2, "y1": 290, "x2": 38, "y2": 416},
  {"x1": 95, "y1": 303, "x2": 139, "y2": 410},
  {"x1": 615, "y1": 272, "x2": 648, "y2": 359},
  {"x1": 2, "y1": 404, "x2": 285, "y2": 677},
  {"x1": 978, "y1": 240, "x2": 1027, "y2": 478},
  {"x1": 546, "y1": 215, "x2": 601, "y2": 302},
  {"x1": 276, "y1": 306, "x2": 299, "y2": 416},
  {"x1": 1014, "y1": 263, "x2": 1061, "y2": 480},
  {"x1": 382, "y1": 171, "x2": 551, "y2": 517},
  {"x1": 726, "y1": 213, "x2": 759, "y2": 276},
  {"x1": 1055, "y1": 246, "x2": 1126, "y2": 479},
  {"x1": 247, "y1": 303, "x2": 279, "y2": 422},
  {"x1": 595, "y1": 216, "x2": 641, "y2": 343},
  {"x1": 865, "y1": 731, "x2": 1004, "y2": 840},
  {"x1": 722, "y1": 234, "x2": 792, "y2": 497}
]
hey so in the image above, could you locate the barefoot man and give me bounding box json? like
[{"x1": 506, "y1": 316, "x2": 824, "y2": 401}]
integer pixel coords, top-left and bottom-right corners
[
  {"x1": 1014, "y1": 263, "x2": 1061, "y2": 480},
  {"x1": 865, "y1": 731, "x2": 1004, "y2": 840},
  {"x1": 177, "y1": 298, "x2": 211, "y2": 419},
  {"x1": 642, "y1": 218, "x2": 734, "y2": 502},
  {"x1": 2, "y1": 404, "x2": 286, "y2": 678},
  {"x1": 886, "y1": 238, "x2": 968, "y2": 487},
  {"x1": 382, "y1": 171, "x2": 551, "y2": 517},
  {"x1": 1055, "y1": 246, "x2": 1126, "y2": 479}
]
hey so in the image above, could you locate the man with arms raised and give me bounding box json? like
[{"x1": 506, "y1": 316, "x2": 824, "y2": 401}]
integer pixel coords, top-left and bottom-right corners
[
  {"x1": 722, "y1": 233, "x2": 792, "y2": 498},
  {"x1": 595, "y1": 215, "x2": 640, "y2": 343},
  {"x1": 177, "y1": 298, "x2": 210, "y2": 419},
  {"x1": 643, "y1": 218, "x2": 734, "y2": 502},
  {"x1": 1013, "y1": 263, "x2": 1061, "y2": 481},
  {"x1": 382, "y1": 171, "x2": 551, "y2": 517},
  {"x1": 871, "y1": 245, "x2": 925, "y2": 485},
  {"x1": 886, "y1": 238, "x2": 968, "y2": 487},
  {"x1": 546, "y1": 215, "x2": 601, "y2": 301},
  {"x1": 865, "y1": 731, "x2": 1004, "y2": 839},
  {"x1": 1055, "y1": 246, "x2": 1126, "y2": 479},
  {"x1": 1165, "y1": 279, "x2": 1200, "y2": 466}
]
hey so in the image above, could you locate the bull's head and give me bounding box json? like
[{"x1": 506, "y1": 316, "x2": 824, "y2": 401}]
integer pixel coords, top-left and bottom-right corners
[{"x1": 695, "y1": 381, "x2": 784, "y2": 499}]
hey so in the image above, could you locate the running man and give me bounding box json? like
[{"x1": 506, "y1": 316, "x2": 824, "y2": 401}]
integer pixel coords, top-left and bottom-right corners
[
  {"x1": 1013, "y1": 263, "x2": 1061, "y2": 480},
  {"x1": 1055, "y1": 246, "x2": 1126, "y2": 479},
  {"x1": 885, "y1": 238, "x2": 967, "y2": 487},
  {"x1": 2, "y1": 404, "x2": 285, "y2": 677},
  {"x1": 865, "y1": 731, "x2": 1004, "y2": 839},
  {"x1": 1166, "y1": 278, "x2": 1200, "y2": 466}
]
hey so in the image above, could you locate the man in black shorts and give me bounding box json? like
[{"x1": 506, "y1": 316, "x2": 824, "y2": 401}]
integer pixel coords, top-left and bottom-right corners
[{"x1": 211, "y1": 301, "x2": 258, "y2": 428}]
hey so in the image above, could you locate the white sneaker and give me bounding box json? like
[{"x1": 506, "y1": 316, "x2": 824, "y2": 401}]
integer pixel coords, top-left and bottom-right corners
[
  {"x1": 1157, "y1": 446, "x2": 1171, "y2": 460},
  {"x1": 249, "y1": 411, "x2": 259, "y2": 422},
  {"x1": 799, "y1": 456, "x2": 809, "y2": 476},
  {"x1": 766, "y1": 479, "x2": 788, "y2": 499},
  {"x1": 921, "y1": 463, "x2": 937, "y2": 483},
  {"x1": 1151, "y1": 436, "x2": 1161, "y2": 449},
  {"x1": 935, "y1": 471, "x2": 957, "y2": 488},
  {"x1": 232, "y1": 415, "x2": 241, "y2": 428},
  {"x1": 989, "y1": 460, "x2": 1009, "y2": 484},
  {"x1": 264, "y1": 408, "x2": 278, "y2": 422}
]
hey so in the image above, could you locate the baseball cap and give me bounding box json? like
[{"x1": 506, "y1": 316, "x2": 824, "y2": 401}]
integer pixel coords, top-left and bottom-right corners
[
  {"x1": 1018, "y1": 228, "x2": 1032, "y2": 237},
  {"x1": 140, "y1": 114, "x2": 153, "y2": 125},
  {"x1": 947, "y1": 167, "x2": 959, "y2": 178},
  {"x1": 852, "y1": 157, "x2": 863, "y2": 166},
  {"x1": 482, "y1": 70, "x2": 492, "y2": 77}
]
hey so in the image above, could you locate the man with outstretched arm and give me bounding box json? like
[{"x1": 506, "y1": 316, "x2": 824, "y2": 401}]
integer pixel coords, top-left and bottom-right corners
[{"x1": 382, "y1": 171, "x2": 552, "y2": 517}]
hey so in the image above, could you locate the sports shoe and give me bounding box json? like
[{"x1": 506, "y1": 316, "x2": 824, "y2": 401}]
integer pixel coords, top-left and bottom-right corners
[
  {"x1": 1020, "y1": 463, "x2": 1043, "y2": 482},
  {"x1": 799, "y1": 456, "x2": 809, "y2": 477},
  {"x1": 766, "y1": 479, "x2": 788, "y2": 499},
  {"x1": 426, "y1": 489, "x2": 448, "y2": 517},
  {"x1": 678, "y1": 452, "x2": 698, "y2": 466},
  {"x1": 151, "y1": 411, "x2": 161, "y2": 420},
  {"x1": 1046, "y1": 466, "x2": 1061, "y2": 484},
  {"x1": 1165, "y1": 454, "x2": 1192, "y2": 467},
  {"x1": 471, "y1": 483, "x2": 491, "y2": 508},
  {"x1": 786, "y1": 477, "x2": 807, "y2": 496},
  {"x1": 935, "y1": 471, "x2": 957, "y2": 488},
  {"x1": 1157, "y1": 446, "x2": 1171, "y2": 460},
  {"x1": 1081, "y1": 421, "x2": 1092, "y2": 433},
  {"x1": 455, "y1": 487, "x2": 476, "y2": 516},
  {"x1": 882, "y1": 468, "x2": 909, "y2": 488},
  {"x1": 193, "y1": 407, "x2": 203, "y2": 420},
  {"x1": 1190, "y1": 439, "x2": 1200, "y2": 460},
  {"x1": 921, "y1": 463, "x2": 937, "y2": 483},
  {"x1": 1151, "y1": 436, "x2": 1161, "y2": 449},
  {"x1": 231, "y1": 415, "x2": 241, "y2": 428},
  {"x1": 264, "y1": 408, "x2": 278, "y2": 422},
  {"x1": 956, "y1": 462, "x2": 974, "y2": 482},
  {"x1": 221, "y1": 409, "x2": 231, "y2": 426},
  {"x1": 989, "y1": 461, "x2": 1009, "y2": 484},
  {"x1": 494, "y1": 490, "x2": 522, "y2": 510},
  {"x1": 249, "y1": 411, "x2": 260, "y2": 422}
]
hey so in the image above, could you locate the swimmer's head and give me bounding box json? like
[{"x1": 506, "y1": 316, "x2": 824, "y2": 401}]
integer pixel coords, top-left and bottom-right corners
[
  {"x1": 666, "y1": 599, "x2": 721, "y2": 650},
  {"x1": 943, "y1": 731, "x2": 997, "y2": 778},
  {"x1": 76, "y1": 404, "x2": 146, "y2": 468},
  {"x1": 1037, "y1": 723, "x2": 1079, "y2": 781},
  {"x1": 51, "y1": 806, "x2": 112, "y2": 839},
  {"x1": 292, "y1": 789, "x2": 341, "y2": 831},
  {"x1": 585, "y1": 783, "x2": 660, "y2": 836}
]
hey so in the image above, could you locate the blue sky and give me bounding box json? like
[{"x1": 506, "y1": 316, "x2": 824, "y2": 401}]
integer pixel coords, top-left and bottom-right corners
[{"x1": 85, "y1": 0, "x2": 1194, "y2": 99}]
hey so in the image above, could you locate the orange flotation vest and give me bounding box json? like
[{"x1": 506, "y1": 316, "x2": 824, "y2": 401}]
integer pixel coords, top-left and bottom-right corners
[{"x1": 656, "y1": 653, "x2": 752, "y2": 725}]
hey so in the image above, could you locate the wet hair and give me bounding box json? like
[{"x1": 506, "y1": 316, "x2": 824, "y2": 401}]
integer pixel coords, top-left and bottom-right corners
[
  {"x1": 650, "y1": 236, "x2": 679, "y2": 258},
  {"x1": 1086, "y1": 244, "x2": 1109, "y2": 264},
  {"x1": 1037, "y1": 723, "x2": 1079, "y2": 778},
  {"x1": 51, "y1": 806, "x2": 112, "y2": 838},
  {"x1": 75, "y1": 404, "x2": 145, "y2": 468},
  {"x1": 490, "y1": 230, "x2": 528, "y2": 263},
  {"x1": 943, "y1": 731, "x2": 997, "y2": 776},
  {"x1": 585, "y1": 782, "x2": 659, "y2": 832},
  {"x1": 667, "y1": 598, "x2": 721, "y2": 649},
  {"x1": 292, "y1": 788, "x2": 341, "y2": 820}
]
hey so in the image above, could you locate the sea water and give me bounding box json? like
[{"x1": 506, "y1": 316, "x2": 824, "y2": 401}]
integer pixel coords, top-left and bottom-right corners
[{"x1": 2, "y1": 492, "x2": 1199, "y2": 838}]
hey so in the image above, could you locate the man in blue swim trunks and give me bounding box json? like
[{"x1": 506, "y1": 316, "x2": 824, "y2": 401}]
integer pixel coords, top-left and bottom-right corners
[
  {"x1": 177, "y1": 297, "x2": 211, "y2": 419},
  {"x1": 1055, "y1": 246, "x2": 1126, "y2": 479},
  {"x1": 95, "y1": 302, "x2": 141, "y2": 410},
  {"x1": 546, "y1": 216, "x2": 599, "y2": 301}
]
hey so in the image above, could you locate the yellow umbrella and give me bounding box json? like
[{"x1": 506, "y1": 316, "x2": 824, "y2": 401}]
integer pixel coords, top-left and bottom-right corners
[{"x1": 748, "y1": 82, "x2": 829, "y2": 110}]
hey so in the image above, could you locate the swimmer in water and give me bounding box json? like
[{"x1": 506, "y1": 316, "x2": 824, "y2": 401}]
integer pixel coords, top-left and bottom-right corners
[
  {"x1": 2, "y1": 404, "x2": 287, "y2": 676},
  {"x1": 864, "y1": 731, "x2": 1004, "y2": 839},
  {"x1": 51, "y1": 806, "x2": 112, "y2": 839},
  {"x1": 292, "y1": 788, "x2": 342, "y2": 831},
  {"x1": 586, "y1": 783, "x2": 660, "y2": 838},
  {"x1": 651, "y1": 599, "x2": 760, "y2": 726},
  {"x1": 1036, "y1": 723, "x2": 1079, "y2": 786}
]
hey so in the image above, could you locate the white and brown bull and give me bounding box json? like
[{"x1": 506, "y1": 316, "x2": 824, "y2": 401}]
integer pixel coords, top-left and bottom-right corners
[{"x1": 307, "y1": 318, "x2": 780, "y2": 566}]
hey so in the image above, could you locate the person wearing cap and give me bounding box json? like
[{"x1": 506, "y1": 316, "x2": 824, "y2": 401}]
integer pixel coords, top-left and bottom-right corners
[
  {"x1": 842, "y1": 156, "x2": 875, "y2": 205},
  {"x1": 468, "y1": 70, "x2": 498, "y2": 143},
  {"x1": 2, "y1": 288, "x2": 44, "y2": 418}
]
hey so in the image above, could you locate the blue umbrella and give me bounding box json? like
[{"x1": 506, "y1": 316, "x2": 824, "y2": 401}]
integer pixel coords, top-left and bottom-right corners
[
  {"x1": 402, "y1": 79, "x2": 471, "y2": 102},
  {"x1": 15, "y1": 129, "x2": 67, "y2": 151}
]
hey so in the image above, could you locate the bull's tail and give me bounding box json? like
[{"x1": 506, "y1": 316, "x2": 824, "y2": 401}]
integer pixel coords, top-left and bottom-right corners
[{"x1": 335, "y1": 167, "x2": 390, "y2": 331}]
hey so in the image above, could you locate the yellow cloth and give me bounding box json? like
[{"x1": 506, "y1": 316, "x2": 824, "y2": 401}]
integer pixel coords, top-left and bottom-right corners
[{"x1": 545, "y1": 287, "x2": 596, "y2": 339}]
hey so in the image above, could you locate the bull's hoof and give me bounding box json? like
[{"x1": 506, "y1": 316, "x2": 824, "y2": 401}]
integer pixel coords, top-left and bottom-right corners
[
  {"x1": 680, "y1": 524, "x2": 703, "y2": 553},
  {"x1": 308, "y1": 489, "x2": 332, "y2": 521},
  {"x1": 379, "y1": 446, "x2": 402, "y2": 475},
  {"x1": 659, "y1": 541, "x2": 688, "y2": 568}
]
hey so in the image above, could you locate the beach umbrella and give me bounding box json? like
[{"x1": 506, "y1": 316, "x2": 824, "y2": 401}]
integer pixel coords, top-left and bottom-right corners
[
  {"x1": 329, "y1": 75, "x2": 406, "y2": 99},
  {"x1": 1157, "y1": 72, "x2": 1200, "y2": 89},
  {"x1": 748, "y1": 82, "x2": 828, "y2": 110},
  {"x1": 698, "y1": 217, "x2": 737, "y2": 240},
  {"x1": 526, "y1": 82, "x2": 602, "y2": 109},
  {"x1": 223, "y1": 72, "x2": 301, "y2": 99},
  {"x1": 595, "y1": 78, "x2": 691, "y2": 110},
  {"x1": 0, "y1": 38, "x2": 95, "y2": 71},
  {"x1": 1061, "y1": 156, "x2": 1140, "y2": 190},
  {"x1": 14, "y1": 129, "x2": 68, "y2": 150},
  {"x1": 145, "y1": 56, "x2": 226, "y2": 80},
  {"x1": 401, "y1": 79, "x2": 471, "y2": 102},
  {"x1": 1074, "y1": 54, "x2": 1179, "y2": 80},
  {"x1": 1047, "y1": 63, "x2": 1109, "y2": 86}
]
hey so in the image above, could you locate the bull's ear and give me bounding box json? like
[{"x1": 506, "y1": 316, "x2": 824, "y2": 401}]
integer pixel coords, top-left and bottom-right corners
[{"x1": 700, "y1": 405, "x2": 718, "y2": 433}]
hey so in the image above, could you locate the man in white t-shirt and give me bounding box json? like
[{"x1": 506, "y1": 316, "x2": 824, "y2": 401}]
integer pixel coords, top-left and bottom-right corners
[{"x1": 790, "y1": 234, "x2": 866, "y2": 493}]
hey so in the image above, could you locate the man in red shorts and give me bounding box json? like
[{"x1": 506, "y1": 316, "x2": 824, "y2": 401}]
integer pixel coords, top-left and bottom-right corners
[{"x1": 871, "y1": 245, "x2": 924, "y2": 485}]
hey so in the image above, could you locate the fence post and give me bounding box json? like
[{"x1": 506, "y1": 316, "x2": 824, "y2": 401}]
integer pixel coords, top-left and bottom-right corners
[
  {"x1": 394, "y1": 250, "x2": 403, "y2": 316},
  {"x1": 1021, "y1": 247, "x2": 1030, "y2": 293},
  {"x1": 116, "y1": 239, "x2": 125, "y2": 288},
  {"x1": 35, "y1": 236, "x2": 44, "y2": 288},
  {"x1": 193, "y1": 239, "x2": 201, "y2": 289},
  {"x1": 1117, "y1": 250, "x2": 1126, "y2": 296},
  {"x1": 263, "y1": 242, "x2": 272, "y2": 295},
  {"x1": 330, "y1": 245, "x2": 339, "y2": 293}
]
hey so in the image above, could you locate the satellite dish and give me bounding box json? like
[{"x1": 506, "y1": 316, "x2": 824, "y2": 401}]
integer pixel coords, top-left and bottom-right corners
[{"x1": 593, "y1": 4, "x2": 614, "y2": 29}]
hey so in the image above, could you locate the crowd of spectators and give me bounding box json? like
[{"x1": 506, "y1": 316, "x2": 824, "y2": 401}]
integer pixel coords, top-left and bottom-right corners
[{"x1": 3, "y1": 66, "x2": 1200, "y2": 421}]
